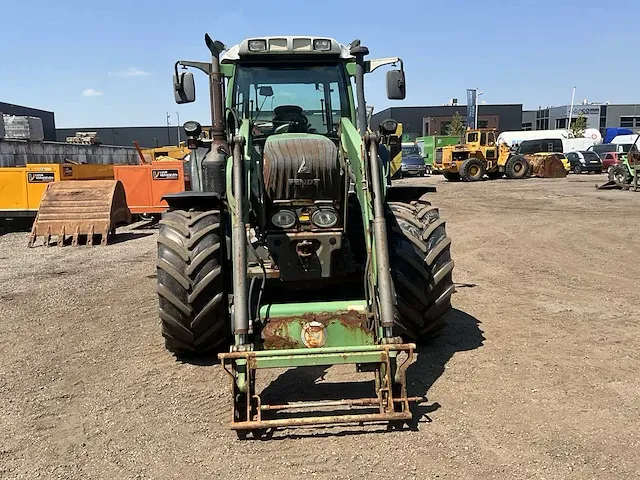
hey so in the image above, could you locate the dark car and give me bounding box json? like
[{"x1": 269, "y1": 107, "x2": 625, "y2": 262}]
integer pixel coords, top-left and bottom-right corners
[
  {"x1": 565, "y1": 151, "x2": 603, "y2": 174},
  {"x1": 400, "y1": 145, "x2": 426, "y2": 177}
]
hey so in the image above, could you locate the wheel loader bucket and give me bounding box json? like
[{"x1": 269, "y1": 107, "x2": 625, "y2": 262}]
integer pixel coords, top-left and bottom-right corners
[
  {"x1": 526, "y1": 154, "x2": 568, "y2": 178},
  {"x1": 28, "y1": 180, "x2": 131, "y2": 247}
]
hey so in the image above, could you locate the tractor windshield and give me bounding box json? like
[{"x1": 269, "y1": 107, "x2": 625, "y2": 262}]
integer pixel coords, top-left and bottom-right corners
[{"x1": 232, "y1": 64, "x2": 350, "y2": 136}]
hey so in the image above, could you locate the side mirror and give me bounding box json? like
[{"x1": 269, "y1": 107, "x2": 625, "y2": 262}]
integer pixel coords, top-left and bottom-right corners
[
  {"x1": 174, "y1": 71, "x2": 195, "y2": 104},
  {"x1": 386, "y1": 70, "x2": 406, "y2": 100},
  {"x1": 258, "y1": 86, "x2": 274, "y2": 97}
]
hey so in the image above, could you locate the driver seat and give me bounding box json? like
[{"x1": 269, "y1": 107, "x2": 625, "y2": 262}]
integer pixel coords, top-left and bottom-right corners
[{"x1": 273, "y1": 105, "x2": 309, "y2": 133}]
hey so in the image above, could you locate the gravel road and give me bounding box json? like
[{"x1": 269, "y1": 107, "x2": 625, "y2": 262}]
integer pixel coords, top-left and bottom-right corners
[{"x1": 1, "y1": 172, "x2": 639, "y2": 479}]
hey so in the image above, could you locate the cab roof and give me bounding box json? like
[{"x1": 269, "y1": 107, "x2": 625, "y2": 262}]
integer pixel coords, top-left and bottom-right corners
[{"x1": 221, "y1": 36, "x2": 353, "y2": 63}]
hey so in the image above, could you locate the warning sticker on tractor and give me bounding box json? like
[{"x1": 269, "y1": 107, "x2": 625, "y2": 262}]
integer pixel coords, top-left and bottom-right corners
[
  {"x1": 27, "y1": 172, "x2": 55, "y2": 183},
  {"x1": 63, "y1": 166, "x2": 73, "y2": 177},
  {"x1": 152, "y1": 169, "x2": 179, "y2": 180}
]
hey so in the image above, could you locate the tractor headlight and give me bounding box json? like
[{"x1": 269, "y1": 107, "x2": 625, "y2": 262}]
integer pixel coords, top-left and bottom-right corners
[
  {"x1": 311, "y1": 208, "x2": 338, "y2": 228},
  {"x1": 271, "y1": 209, "x2": 296, "y2": 229},
  {"x1": 313, "y1": 39, "x2": 331, "y2": 51},
  {"x1": 248, "y1": 39, "x2": 267, "y2": 52},
  {"x1": 183, "y1": 121, "x2": 201, "y2": 137}
]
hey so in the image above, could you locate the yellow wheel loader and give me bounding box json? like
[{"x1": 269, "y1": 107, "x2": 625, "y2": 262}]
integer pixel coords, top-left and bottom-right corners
[{"x1": 435, "y1": 128, "x2": 530, "y2": 182}]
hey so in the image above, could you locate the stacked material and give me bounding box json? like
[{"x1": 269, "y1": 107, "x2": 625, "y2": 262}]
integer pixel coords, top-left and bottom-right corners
[
  {"x1": 1, "y1": 115, "x2": 45, "y2": 141},
  {"x1": 65, "y1": 132, "x2": 102, "y2": 145}
]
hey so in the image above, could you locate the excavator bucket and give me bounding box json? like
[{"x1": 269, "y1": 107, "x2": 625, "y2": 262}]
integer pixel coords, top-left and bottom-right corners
[{"x1": 28, "y1": 180, "x2": 131, "y2": 247}]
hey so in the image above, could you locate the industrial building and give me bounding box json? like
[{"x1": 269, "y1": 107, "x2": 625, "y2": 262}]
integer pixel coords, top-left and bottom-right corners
[
  {"x1": 522, "y1": 103, "x2": 640, "y2": 133},
  {"x1": 0, "y1": 102, "x2": 57, "y2": 141},
  {"x1": 371, "y1": 104, "x2": 523, "y2": 142}
]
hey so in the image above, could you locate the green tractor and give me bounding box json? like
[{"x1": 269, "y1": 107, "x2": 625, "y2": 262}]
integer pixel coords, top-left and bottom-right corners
[
  {"x1": 601, "y1": 139, "x2": 640, "y2": 190},
  {"x1": 160, "y1": 34, "x2": 455, "y2": 436}
]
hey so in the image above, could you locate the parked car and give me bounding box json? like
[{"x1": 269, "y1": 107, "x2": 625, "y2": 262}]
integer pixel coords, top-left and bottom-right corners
[
  {"x1": 600, "y1": 152, "x2": 625, "y2": 174},
  {"x1": 400, "y1": 145, "x2": 427, "y2": 177},
  {"x1": 565, "y1": 151, "x2": 603, "y2": 174}
]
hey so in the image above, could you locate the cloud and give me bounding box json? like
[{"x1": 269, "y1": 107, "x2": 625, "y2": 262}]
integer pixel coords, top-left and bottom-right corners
[
  {"x1": 109, "y1": 67, "x2": 150, "y2": 77},
  {"x1": 82, "y1": 88, "x2": 103, "y2": 97}
]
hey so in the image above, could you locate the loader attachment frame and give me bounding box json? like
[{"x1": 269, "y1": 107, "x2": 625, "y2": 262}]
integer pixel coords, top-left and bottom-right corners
[{"x1": 219, "y1": 342, "x2": 416, "y2": 432}]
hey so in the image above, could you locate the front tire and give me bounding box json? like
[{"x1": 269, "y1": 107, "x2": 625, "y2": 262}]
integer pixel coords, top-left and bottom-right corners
[
  {"x1": 157, "y1": 208, "x2": 230, "y2": 355},
  {"x1": 387, "y1": 195, "x2": 455, "y2": 342},
  {"x1": 573, "y1": 164, "x2": 582, "y2": 174},
  {"x1": 505, "y1": 155, "x2": 529, "y2": 179},
  {"x1": 460, "y1": 158, "x2": 485, "y2": 182},
  {"x1": 609, "y1": 165, "x2": 631, "y2": 187}
]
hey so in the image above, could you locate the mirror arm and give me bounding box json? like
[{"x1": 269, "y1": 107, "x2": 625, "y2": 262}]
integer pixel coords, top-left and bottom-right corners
[
  {"x1": 366, "y1": 57, "x2": 403, "y2": 73},
  {"x1": 175, "y1": 60, "x2": 212, "y2": 77}
]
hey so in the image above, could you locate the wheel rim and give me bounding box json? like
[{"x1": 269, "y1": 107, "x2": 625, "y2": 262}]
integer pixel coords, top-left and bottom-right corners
[
  {"x1": 514, "y1": 162, "x2": 524, "y2": 174},
  {"x1": 614, "y1": 171, "x2": 625, "y2": 183},
  {"x1": 469, "y1": 165, "x2": 480, "y2": 176}
]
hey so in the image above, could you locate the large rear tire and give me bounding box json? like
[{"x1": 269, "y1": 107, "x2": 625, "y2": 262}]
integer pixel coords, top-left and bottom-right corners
[
  {"x1": 505, "y1": 155, "x2": 529, "y2": 179},
  {"x1": 156, "y1": 208, "x2": 230, "y2": 355},
  {"x1": 386, "y1": 195, "x2": 455, "y2": 342}
]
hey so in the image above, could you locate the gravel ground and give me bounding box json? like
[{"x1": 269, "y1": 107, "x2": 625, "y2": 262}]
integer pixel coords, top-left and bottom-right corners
[{"x1": 1, "y1": 172, "x2": 639, "y2": 479}]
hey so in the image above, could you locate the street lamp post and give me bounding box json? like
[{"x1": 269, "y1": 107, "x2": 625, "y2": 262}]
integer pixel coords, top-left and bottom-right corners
[
  {"x1": 166, "y1": 112, "x2": 171, "y2": 146},
  {"x1": 176, "y1": 112, "x2": 181, "y2": 144}
]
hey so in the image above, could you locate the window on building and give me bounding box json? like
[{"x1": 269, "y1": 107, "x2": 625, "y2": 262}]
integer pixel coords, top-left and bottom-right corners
[
  {"x1": 556, "y1": 118, "x2": 567, "y2": 129},
  {"x1": 478, "y1": 120, "x2": 488, "y2": 128},
  {"x1": 522, "y1": 122, "x2": 532, "y2": 131},
  {"x1": 620, "y1": 116, "x2": 640, "y2": 128},
  {"x1": 440, "y1": 122, "x2": 450, "y2": 135}
]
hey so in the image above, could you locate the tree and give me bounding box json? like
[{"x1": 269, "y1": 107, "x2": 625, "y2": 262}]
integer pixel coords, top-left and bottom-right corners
[
  {"x1": 446, "y1": 111, "x2": 466, "y2": 137},
  {"x1": 570, "y1": 114, "x2": 587, "y2": 138}
]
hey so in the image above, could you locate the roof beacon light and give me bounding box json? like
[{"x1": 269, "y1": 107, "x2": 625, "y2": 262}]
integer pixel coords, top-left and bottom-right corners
[
  {"x1": 313, "y1": 39, "x2": 331, "y2": 51},
  {"x1": 248, "y1": 39, "x2": 267, "y2": 52}
]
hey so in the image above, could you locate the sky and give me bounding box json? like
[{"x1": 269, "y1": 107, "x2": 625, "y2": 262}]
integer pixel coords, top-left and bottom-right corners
[{"x1": 1, "y1": 0, "x2": 636, "y2": 128}]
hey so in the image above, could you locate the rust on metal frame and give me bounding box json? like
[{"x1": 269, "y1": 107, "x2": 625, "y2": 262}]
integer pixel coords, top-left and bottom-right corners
[{"x1": 261, "y1": 309, "x2": 370, "y2": 349}]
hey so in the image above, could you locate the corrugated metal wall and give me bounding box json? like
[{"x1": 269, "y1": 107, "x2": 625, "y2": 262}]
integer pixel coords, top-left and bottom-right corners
[{"x1": 0, "y1": 140, "x2": 139, "y2": 167}]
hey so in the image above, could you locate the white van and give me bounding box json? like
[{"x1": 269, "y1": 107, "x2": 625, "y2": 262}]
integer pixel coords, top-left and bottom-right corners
[{"x1": 562, "y1": 137, "x2": 597, "y2": 152}]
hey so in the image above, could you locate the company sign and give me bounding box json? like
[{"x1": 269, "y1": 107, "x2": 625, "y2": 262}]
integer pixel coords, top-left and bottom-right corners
[
  {"x1": 27, "y1": 172, "x2": 55, "y2": 183},
  {"x1": 152, "y1": 169, "x2": 179, "y2": 180},
  {"x1": 570, "y1": 106, "x2": 600, "y2": 116}
]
